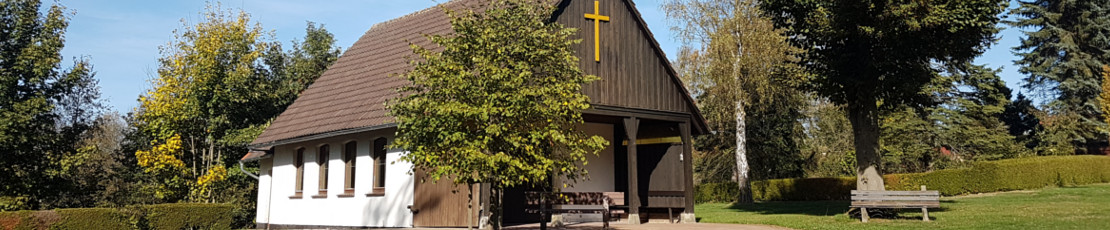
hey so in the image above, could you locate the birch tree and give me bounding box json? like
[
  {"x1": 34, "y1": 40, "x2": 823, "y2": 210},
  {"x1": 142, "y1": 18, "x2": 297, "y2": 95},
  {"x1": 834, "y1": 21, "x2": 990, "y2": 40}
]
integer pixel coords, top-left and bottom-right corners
[{"x1": 665, "y1": 0, "x2": 802, "y2": 203}]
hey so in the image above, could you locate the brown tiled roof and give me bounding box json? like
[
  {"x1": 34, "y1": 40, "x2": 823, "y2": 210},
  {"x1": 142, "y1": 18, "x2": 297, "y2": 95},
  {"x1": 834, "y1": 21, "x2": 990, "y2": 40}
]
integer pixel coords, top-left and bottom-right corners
[{"x1": 251, "y1": 1, "x2": 477, "y2": 146}]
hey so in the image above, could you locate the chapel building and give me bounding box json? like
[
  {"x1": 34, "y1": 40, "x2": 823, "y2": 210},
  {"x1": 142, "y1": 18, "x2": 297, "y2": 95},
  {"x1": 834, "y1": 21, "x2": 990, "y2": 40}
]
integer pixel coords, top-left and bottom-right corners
[{"x1": 241, "y1": 0, "x2": 708, "y2": 228}]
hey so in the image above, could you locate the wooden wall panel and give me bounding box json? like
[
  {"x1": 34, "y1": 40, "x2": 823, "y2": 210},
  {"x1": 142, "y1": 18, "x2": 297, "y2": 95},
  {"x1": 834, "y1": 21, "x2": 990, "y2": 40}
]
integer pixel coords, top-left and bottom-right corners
[{"x1": 557, "y1": 0, "x2": 692, "y2": 115}]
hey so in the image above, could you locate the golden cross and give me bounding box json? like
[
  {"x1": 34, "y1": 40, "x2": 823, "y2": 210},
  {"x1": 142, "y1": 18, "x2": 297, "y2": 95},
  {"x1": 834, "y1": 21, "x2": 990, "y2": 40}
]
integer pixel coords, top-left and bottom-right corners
[{"x1": 584, "y1": 0, "x2": 609, "y2": 62}]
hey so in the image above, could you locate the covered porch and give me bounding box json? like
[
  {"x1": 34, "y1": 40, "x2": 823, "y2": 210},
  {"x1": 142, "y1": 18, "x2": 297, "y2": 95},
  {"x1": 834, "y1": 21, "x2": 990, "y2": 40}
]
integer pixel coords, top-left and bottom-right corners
[{"x1": 503, "y1": 109, "x2": 698, "y2": 225}]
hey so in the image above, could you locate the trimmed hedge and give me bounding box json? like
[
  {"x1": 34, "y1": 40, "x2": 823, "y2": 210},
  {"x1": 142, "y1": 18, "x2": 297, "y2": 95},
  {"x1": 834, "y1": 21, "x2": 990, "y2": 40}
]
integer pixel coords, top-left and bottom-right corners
[
  {"x1": 885, "y1": 155, "x2": 1110, "y2": 195},
  {"x1": 142, "y1": 203, "x2": 233, "y2": 230},
  {"x1": 53, "y1": 208, "x2": 135, "y2": 230},
  {"x1": 0, "y1": 203, "x2": 234, "y2": 230},
  {"x1": 696, "y1": 155, "x2": 1110, "y2": 202},
  {"x1": 0, "y1": 210, "x2": 55, "y2": 230},
  {"x1": 696, "y1": 177, "x2": 856, "y2": 203}
]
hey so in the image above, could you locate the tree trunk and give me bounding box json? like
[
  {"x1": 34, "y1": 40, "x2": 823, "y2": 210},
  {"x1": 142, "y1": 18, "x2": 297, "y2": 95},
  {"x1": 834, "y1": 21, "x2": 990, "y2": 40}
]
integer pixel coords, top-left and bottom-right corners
[
  {"x1": 847, "y1": 99, "x2": 885, "y2": 191},
  {"x1": 190, "y1": 137, "x2": 197, "y2": 176},
  {"x1": 735, "y1": 99, "x2": 754, "y2": 203},
  {"x1": 207, "y1": 135, "x2": 215, "y2": 170},
  {"x1": 486, "y1": 186, "x2": 503, "y2": 230}
]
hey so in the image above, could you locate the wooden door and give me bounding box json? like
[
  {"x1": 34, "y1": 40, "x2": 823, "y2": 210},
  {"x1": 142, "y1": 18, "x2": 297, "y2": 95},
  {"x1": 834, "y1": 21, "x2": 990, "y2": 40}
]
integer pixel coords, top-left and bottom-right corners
[{"x1": 412, "y1": 169, "x2": 476, "y2": 227}]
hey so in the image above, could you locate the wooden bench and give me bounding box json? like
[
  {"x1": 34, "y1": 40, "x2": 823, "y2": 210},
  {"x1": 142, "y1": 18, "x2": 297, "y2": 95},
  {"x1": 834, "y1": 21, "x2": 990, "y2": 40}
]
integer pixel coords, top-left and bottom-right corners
[
  {"x1": 850, "y1": 186, "x2": 940, "y2": 222},
  {"x1": 525, "y1": 192, "x2": 624, "y2": 230},
  {"x1": 646, "y1": 191, "x2": 685, "y2": 223}
]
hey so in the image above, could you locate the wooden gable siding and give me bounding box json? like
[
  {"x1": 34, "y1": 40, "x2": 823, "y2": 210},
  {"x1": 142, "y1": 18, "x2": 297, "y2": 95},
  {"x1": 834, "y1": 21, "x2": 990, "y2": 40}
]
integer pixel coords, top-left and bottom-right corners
[{"x1": 555, "y1": 0, "x2": 691, "y2": 114}]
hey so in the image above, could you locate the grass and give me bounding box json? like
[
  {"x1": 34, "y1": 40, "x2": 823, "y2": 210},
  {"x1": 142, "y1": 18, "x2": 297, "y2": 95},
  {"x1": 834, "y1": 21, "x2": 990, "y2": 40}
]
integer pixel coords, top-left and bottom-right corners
[{"x1": 696, "y1": 183, "x2": 1110, "y2": 230}]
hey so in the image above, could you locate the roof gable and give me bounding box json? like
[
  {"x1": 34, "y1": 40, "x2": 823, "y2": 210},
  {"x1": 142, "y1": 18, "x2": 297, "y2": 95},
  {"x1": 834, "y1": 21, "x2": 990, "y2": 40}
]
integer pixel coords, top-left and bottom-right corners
[
  {"x1": 553, "y1": 0, "x2": 704, "y2": 121},
  {"x1": 252, "y1": 0, "x2": 705, "y2": 146}
]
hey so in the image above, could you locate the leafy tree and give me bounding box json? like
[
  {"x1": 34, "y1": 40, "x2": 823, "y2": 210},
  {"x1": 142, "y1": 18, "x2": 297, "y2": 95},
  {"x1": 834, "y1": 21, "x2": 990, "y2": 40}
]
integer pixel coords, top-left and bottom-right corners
[
  {"x1": 799, "y1": 98, "x2": 855, "y2": 178},
  {"x1": 134, "y1": 3, "x2": 327, "y2": 206},
  {"x1": 1032, "y1": 108, "x2": 1084, "y2": 155},
  {"x1": 882, "y1": 64, "x2": 1027, "y2": 173},
  {"x1": 880, "y1": 107, "x2": 939, "y2": 173},
  {"x1": 665, "y1": 0, "x2": 804, "y2": 203},
  {"x1": 389, "y1": 0, "x2": 606, "y2": 228},
  {"x1": 136, "y1": 4, "x2": 267, "y2": 202},
  {"x1": 134, "y1": 135, "x2": 190, "y2": 202},
  {"x1": 285, "y1": 22, "x2": 341, "y2": 93},
  {"x1": 1010, "y1": 0, "x2": 1110, "y2": 154},
  {"x1": 761, "y1": 0, "x2": 1007, "y2": 190},
  {"x1": 0, "y1": 0, "x2": 105, "y2": 209},
  {"x1": 69, "y1": 113, "x2": 132, "y2": 208}
]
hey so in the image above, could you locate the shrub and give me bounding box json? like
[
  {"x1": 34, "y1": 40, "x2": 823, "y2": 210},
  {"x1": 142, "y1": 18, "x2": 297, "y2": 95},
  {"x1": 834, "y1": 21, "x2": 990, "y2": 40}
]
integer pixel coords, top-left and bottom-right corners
[
  {"x1": 0, "y1": 203, "x2": 235, "y2": 230},
  {"x1": 52, "y1": 208, "x2": 135, "y2": 230},
  {"x1": 886, "y1": 155, "x2": 1110, "y2": 195},
  {"x1": 141, "y1": 203, "x2": 234, "y2": 230},
  {"x1": 0, "y1": 211, "x2": 37, "y2": 230},
  {"x1": 0, "y1": 197, "x2": 28, "y2": 212},
  {"x1": 697, "y1": 177, "x2": 856, "y2": 203},
  {"x1": 696, "y1": 155, "x2": 1110, "y2": 202},
  {"x1": 694, "y1": 182, "x2": 739, "y2": 203},
  {"x1": 752, "y1": 177, "x2": 856, "y2": 201}
]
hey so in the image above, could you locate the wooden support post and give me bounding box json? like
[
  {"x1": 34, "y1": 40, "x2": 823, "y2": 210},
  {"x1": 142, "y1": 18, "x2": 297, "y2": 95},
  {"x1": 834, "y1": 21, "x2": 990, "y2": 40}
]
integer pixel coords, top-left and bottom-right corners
[
  {"x1": 678, "y1": 122, "x2": 696, "y2": 223},
  {"x1": 623, "y1": 117, "x2": 641, "y2": 224},
  {"x1": 861, "y1": 207, "x2": 869, "y2": 223},
  {"x1": 921, "y1": 185, "x2": 930, "y2": 222},
  {"x1": 668, "y1": 208, "x2": 673, "y2": 223}
]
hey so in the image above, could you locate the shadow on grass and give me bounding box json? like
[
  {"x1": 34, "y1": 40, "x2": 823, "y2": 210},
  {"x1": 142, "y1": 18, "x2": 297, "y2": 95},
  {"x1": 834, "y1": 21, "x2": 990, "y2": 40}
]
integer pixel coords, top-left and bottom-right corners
[
  {"x1": 725, "y1": 199, "x2": 954, "y2": 218},
  {"x1": 726, "y1": 200, "x2": 851, "y2": 216}
]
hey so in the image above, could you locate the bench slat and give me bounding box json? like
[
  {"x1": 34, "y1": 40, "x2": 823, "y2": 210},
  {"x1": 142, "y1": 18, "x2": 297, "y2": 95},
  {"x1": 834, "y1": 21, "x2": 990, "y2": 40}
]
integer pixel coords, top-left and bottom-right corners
[
  {"x1": 603, "y1": 192, "x2": 625, "y2": 206},
  {"x1": 851, "y1": 196, "x2": 941, "y2": 201},
  {"x1": 851, "y1": 201, "x2": 940, "y2": 208},
  {"x1": 851, "y1": 190, "x2": 939, "y2": 196}
]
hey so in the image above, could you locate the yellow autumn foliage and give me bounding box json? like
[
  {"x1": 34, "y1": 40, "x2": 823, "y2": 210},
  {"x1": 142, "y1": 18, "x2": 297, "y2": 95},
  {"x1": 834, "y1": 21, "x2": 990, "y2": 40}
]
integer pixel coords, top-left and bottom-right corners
[
  {"x1": 195, "y1": 165, "x2": 228, "y2": 195},
  {"x1": 135, "y1": 135, "x2": 187, "y2": 174}
]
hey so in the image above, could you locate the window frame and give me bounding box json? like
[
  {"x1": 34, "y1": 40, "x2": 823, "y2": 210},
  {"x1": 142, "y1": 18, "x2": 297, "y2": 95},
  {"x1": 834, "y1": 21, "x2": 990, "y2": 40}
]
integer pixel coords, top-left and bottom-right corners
[
  {"x1": 291, "y1": 147, "x2": 305, "y2": 199},
  {"x1": 313, "y1": 144, "x2": 330, "y2": 198},
  {"x1": 341, "y1": 141, "x2": 357, "y2": 197},
  {"x1": 368, "y1": 138, "x2": 387, "y2": 196}
]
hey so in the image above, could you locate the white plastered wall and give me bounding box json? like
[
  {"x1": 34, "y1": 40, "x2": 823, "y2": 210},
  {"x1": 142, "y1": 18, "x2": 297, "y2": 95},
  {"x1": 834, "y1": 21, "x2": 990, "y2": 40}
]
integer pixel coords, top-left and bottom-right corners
[
  {"x1": 256, "y1": 129, "x2": 414, "y2": 228},
  {"x1": 559, "y1": 122, "x2": 616, "y2": 222},
  {"x1": 255, "y1": 157, "x2": 273, "y2": 224}
]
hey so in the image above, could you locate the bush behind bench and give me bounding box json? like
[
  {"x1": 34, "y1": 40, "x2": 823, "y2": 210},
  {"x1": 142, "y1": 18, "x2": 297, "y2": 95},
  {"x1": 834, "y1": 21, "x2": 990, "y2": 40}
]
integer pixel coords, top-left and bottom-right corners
[
  {"x1": 696, "y1": 155, "x2": 1110, "y2": 203},
  {"x1": 0, "y1": 203, "x2": 234, "y2": 230}
]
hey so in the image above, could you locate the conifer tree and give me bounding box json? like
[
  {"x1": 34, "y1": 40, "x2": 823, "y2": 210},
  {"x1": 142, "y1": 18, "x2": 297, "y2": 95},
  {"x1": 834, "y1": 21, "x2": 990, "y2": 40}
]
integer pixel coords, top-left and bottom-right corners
[{"x1": 1010, "y1": 0, "x2": 1110, "y2": 154}]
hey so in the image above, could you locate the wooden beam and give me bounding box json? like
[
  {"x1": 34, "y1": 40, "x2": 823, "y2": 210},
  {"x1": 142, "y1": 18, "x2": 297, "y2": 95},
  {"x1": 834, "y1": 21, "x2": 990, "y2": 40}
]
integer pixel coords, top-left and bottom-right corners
[
  {"x1": 623, "y1": 117, "x2": 641, "y2": 224},
  {"x1": 679, "y1": 122, "x2": 695, "y2": 220},
  {"x1": 587, "y1": 105, "x2": 691, "y2": 123}
]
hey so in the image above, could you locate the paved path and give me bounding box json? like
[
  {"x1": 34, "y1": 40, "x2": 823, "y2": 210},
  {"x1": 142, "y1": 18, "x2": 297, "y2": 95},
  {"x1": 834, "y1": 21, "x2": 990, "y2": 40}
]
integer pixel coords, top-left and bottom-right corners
[{"x1": 407, "y1": 222, "x2": 792, "y2": 230}]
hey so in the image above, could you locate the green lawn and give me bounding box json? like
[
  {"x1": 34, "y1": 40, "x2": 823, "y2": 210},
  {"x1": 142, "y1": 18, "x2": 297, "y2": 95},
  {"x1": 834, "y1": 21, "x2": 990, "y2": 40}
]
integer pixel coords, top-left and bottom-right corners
[{"x1": 696, "y1": 184, "x2": 1110, "y2": 230}]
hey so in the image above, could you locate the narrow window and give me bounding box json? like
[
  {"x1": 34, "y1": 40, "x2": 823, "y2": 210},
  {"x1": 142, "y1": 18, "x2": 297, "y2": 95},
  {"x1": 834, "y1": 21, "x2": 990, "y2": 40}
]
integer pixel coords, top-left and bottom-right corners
[
  {"x1": 317, "y1": 145, "x2": 330, "y2": 197},
  {"x1": 292, "y1": 148, "x2": 304, "y2": 198},
  {"x1": 343, "y1": 141, "x2": 357, "y2": 195},
  {"x1": 372, "y1": 138, "x2": 387, "y2": 195}
]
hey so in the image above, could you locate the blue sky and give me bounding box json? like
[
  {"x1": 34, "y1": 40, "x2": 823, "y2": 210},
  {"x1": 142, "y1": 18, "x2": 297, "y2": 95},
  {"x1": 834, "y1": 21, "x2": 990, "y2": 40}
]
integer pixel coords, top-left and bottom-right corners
[{"x1": 58, "y1": 0, "x2": 1027, "y2": 113}]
